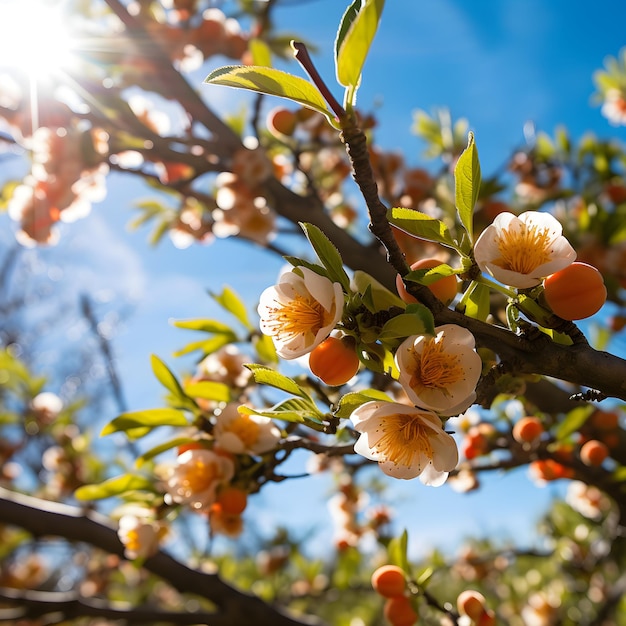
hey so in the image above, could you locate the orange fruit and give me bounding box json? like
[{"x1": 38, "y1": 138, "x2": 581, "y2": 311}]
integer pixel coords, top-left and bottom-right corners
[
  {"x1": 266, "y1": 107, "x2": 297, "y2": 137},
  {"x1": 371, "y1": 565, "x2": 406, "y2": 598},
  {"x1": 543, "y1": 262, "x2": 607, "y2": 320},
  {"x1": 457, "y1": 590, "x2": 487, "y2": 620},
  {"x1": 308, "y1": 336, "x2": 360, "y2": 386},
  {"x1": 215, "y1": 486, "x2": 248, "y2": 515},
  {"x1": 383, "y1": 595, "x2": 418, "y2": 626},
  {"x1": 512, "y1": 416, "x2": 544, "y2": 445},
  {"x1": 580, "y1": 439, "x2": 609, "y2": 467},
  {"x1": 396, "y1": 258, "x2": 458, "y2": 305}
]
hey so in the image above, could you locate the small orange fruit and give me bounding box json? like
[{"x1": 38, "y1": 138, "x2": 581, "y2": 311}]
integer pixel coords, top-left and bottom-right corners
[
  {"x1": 383, "y1": 595, "x2": 418, "y2": 626},
  {"x1": 580, "y1": 439, "x2": 609, "y2": 467},
  {"x1": 396, "y1": 258, "x2": 458, "y2": 305},
  {"x1": 457, "y1": 590, "x2": 487, "y2": 621},
  {"x1": 215, "y1": 486, "x2": 248, "y2": 515},
  {"x1": 512, "y1": 416, "x2": 544, "y2": 445},
  {"x1": 266, "y1": 106, "x2": 298, "y2": 137},
  {"x1": 371, "y1": 565, "x2": 407, "y2": 598},
  {"x1": 543, "y1": 262, "x2": 607, "y2": 320},
  {"x1": 308, "y1": 336, "x2": 360, "y2": 386}
]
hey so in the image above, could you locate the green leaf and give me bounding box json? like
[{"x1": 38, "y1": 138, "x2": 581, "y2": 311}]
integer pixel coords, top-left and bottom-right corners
[
  {"x1": 352, "y1": 270, "x2": 406, "y2": 310},
  {"x1": 101, "y1": 408, "x2": 188, "y2": 439},
  {"x1": 378, "y1": 307, "x2": 435, "y2": 341},
  {"x1": 253, "y1": 333, "x2": 278, "y2": 364},
  {"x1": 239, "y1": 398, "x2": 324, "y2": 428},
  {"x1": 74, "y1": 474, "x2": 155, "y2": 501},
  {"x1": 335, "y1": 0, "x2": 385, "y2": 96},
  {"x1": 388, "y1": 529, "x2": 410, "y2": 572},
  {"x1": 171, "y1": 318, "x2": 235, "y2": 333},
  {"x1": 204, "y1": 65, "x2": 332, "y2": 120},
  {"x1": 151, "y1": 354, "x2": 186, "y2": 400},
  {"x1": 135, "y1": 437, "x2": 197, "y2": 468},
  {"x1": 460, "y1": 281, "x2": 490, "y2": 321},
  {"x1": 403, "y1": 263, "x2": 459, "y2": 286},
  {"x1": 334, "y1": 388, "x2": 394, "y2": 418},
  {"x1": 245, "y1": 364, "x2": 309, "y2": 398},
  {"x1": 183, "y1": 380, "x2": 231, "y2": 403},
  {"x1": 300, "y1": 222, "x2": 351, "y2": 292},
  {"x1": 555, "y1": 406, "x2": 595, "y2": 441},
  {"x1": 248, "y1": 37, "x2": 272, "y2": 67},
  {"x1": 387, "y1": 207, "x2": 458, "y2": 251},
  {"x1": 172, "y1": 334, "x2": 235, "y2": 358},
  {"x1": 454, "y1": 132, "x2": 480, "y2": 243},
  {"x1": 211, "y1": 286, "x2": 253, "y2": 330}
]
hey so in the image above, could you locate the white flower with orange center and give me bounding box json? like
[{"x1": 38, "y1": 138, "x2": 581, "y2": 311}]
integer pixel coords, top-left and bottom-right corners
[
  {"x1": 213, "y1": 402, "x2": 281, "y2": 455},
  {"x1": 473, "y1": 211, "x2": 576, "y2": 288},
  {"x1": 117, "y1": 514, "x2": 166, "y2": 560},
  {"x1": 351, "y1": 401, "x2": 459, "y2": 485},
  {"x1": 164, "y1": 448, "x2": 234, "y2": 510},
  {"x1": 395, "y1": 324, "x2": 481, "y2": 416},
  {"x1": 258, "y1": 267, "x2": 344, "y2": 359}
]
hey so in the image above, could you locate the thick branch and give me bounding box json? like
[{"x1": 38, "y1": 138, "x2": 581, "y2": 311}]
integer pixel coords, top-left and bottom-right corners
[
  {"x1": 0, "y1": 588, "x2": 219, "y2": 625},
  {"x1": 338, "y1": 122, "x2": 626, "y2": 402},
  {"x1": 0, "y1": 487, "x2": 325, "y2": 626},
  {"x1": 103, "y1": 0, "x2": 242, "y2": 155}
]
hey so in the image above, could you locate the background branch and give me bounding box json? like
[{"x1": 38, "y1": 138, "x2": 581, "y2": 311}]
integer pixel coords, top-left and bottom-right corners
[{"x1": 0, "y1": 487, "x2": 325, "y2": 626}]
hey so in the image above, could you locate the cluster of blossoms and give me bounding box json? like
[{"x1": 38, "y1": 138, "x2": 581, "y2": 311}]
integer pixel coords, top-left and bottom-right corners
[
  {"x1": 7, "y1": 124, "x2": 109, "y2": 246},
  {"x1": 156, "y1": 402, "x2": 281, "y2": 537},
  {"x1": 212, "y1": 147, "x2": 277, "y2": 245},
  {"x1": 258, "y1": 265, "x2": 482, "y2": 486}
]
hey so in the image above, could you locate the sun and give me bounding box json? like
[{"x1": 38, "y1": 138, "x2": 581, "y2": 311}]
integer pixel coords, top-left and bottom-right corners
[{"x1": 0, "y1": 0, "x2": 78, "y2": 80}]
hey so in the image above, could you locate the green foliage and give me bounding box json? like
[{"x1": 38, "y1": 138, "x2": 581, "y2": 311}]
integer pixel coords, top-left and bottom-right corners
[
  {"x1": 101, "y1": 408, "x2": 189, "y2": 439},
  {"x1": 387, "y1": 206, "x2": 460, "y2": 252},
  {"x1": 335, "y1": 0, "x2": 385, "y2": 107},
  {"x1": 74, "y1": 473, "x2": 156, "y2": 501},
  {"x1": 204, "y1": 65, "x2": 335, "y2": 124},
  {"x1": 454, "y1": 131, "x2": 481, "y2": 244},
  {"x1": 300, "y1": 221, "x2": 351, "y2": 292}
]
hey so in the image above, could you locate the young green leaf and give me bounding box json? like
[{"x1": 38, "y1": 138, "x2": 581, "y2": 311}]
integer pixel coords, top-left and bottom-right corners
[
  {"x1": 151, "y1": 354, "x2": 186, "y2": 400},
  {"x1": 387, "y1": 529, "x2": 410, "y2": 573},
  {"x1": 459, "y1": 281, "x2": 490, "y2": 321},
  {"x1": 403, "y1": 263, "x2": 459, "y2": 286},
  {"x1": 239, "y1": 398, "x2": 325, "y2": 428},
  {"x1": 135, "y1": 437, "x2": 199, "y2": 468},
  {"x1": 387, "y1": 207, "x2": 458, "y2": 251},
  {"x1": 334, "y1": 388, "x2": 394, "y2": 418},
  {"x1": 378, "y1": 306, "x2": 435, "y2": 341},
  {"x1": 248, "y1": 38, "x2": 272, "y2": 67},
  {"x1": 172, "y1": 334, "x2": 235, "y2": 359},
  {"x1": 74, "y1": 474, "x2": 156, "y2": 501},
  {"x1": 245, "y1": 363, "x2": 309, "y2": 398},
  {"x1": 352, "y1": 270, "x2": 406, "y2": 310},
  {"x1": 183, "y1": 380, "x2": 231, "y2": 403},
  {"x1": 555, "y1": 406, "x2": 595, "y2": 441},
  {"x1": 204, "y1": 65, "x2": 333, "y2": 121},
  {"x1": 335, "y1": 0, "x2": 385, "y2": 98},
  {"x1": 454, "y1": 132, "x2": 481, "y2": 242},
  {"x1": 171, "y1": 318, "x2": 235, "y2": 333},
  {"x1": 211, "y1": 286, "x2": 253, "y2": 330},
  {"x1": 101, "y1": 408, "x2": 188, "y2": 439},
  {"x1": 300, "y1": 222, "x2": 351, "y2": 292}
]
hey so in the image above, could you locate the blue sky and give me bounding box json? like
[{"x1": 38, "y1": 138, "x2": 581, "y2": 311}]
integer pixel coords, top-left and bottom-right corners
[{"x1": 3, "y1": 0, "x2": 626, "y2": 557}]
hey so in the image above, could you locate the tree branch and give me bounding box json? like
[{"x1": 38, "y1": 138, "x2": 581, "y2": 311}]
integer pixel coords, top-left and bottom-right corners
[{"x1": 0, "y1": 487, "x2": 325, "y2": 626}]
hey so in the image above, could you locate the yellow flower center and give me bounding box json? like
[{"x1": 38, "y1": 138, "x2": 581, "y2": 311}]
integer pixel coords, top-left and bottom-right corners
[
  {"x1": 182, "y1": 458, "x2": 220, "y2": 494},
  {"x1": 493, "y1": 221, "x2": 552, "y2": 274},
  {"x1": 408, "y1": 336, "x2": 465, "y2": 394},
  {"x1": 125, "y1": 528, "x2": 141, "y2": 552},
  {"x1": 375, "y1": 413, "x2": 433, "y2": 468},
  {"x1": 226, "y1": 414, "x2": 260, "y2": 449},
  {"x1": 266, "y1": 294, "x2": 332, "y2": 341}
]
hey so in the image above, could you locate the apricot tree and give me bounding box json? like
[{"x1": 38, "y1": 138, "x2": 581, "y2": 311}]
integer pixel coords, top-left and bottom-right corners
[{"x1": 1, "y1": 1, "x2": 626, "y2": 625}]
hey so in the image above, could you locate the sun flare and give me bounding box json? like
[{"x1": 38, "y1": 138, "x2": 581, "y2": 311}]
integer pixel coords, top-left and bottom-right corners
[{"x1": 0, "y1": 0, "x2": 77, "y2": 80}]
